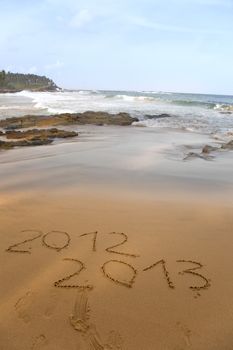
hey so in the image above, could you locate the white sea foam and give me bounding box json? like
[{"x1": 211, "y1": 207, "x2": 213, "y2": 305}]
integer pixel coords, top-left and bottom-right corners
[
  {"x1": 141, "y1": 91, "x2": 172, "y2": 95},
  {"x1": 214, "y1": 103, "x2": 233, "y2": 112},
  {"x1": 114, "y1": 94, "x2": 156, "y2": 102},
  {"x1": 76, "y1": 90, "x2": 92, "y2": 95},
  {"x1": 0, "y1": 105, "x2": 30, "y2": 110},
  {"x1": 1, "y1": 90, "x2": 233, "y2": 134},
  {"x1": 15, "y1": 90, "x2": 76, "y2": 113}
]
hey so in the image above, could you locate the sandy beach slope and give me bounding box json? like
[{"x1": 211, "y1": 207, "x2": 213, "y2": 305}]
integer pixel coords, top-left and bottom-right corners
[{"x1": 0, "y1": 125, "x2": 233, "y2": 349}]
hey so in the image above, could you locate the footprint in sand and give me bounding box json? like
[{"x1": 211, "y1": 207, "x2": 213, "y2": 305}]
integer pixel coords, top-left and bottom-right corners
[
  {"x1": 107, "y1": 331, "x2": 124, "y2": 349},
  {"x1": 85, "y1": 328, "x2": 123, "y2": 350},
  {"x1": 43, "y1": 290, "x2": 59, "y2": 319},
  {"x1": 176, "y1": 322, "x2": 192, "y2": 347},
  {"x1": 70, "y1": 290, "x2": 91, "y2": 333},
  {"x1": 31, "y1": 334, "x2": 48, "y2": 349},
  {"x1": 70, "y1": 290, "x2": 123, "y2": 350},
  {"x1": 14, "y1": 291, "x2": 34, "y2": 323},
  {"x1": 84, "y1": 326, "x2": 106, "y2": 350}
]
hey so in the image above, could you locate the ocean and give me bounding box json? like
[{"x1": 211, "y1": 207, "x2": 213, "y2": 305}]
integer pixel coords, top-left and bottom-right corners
[{"x1": 0, "y1": 89, "x2": 233, "y2": 134}]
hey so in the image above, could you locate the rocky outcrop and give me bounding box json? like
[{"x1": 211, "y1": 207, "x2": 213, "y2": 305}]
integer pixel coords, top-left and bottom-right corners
[
  {"x1": 0, "y1": 111, "x2": 138, "y2": 130},
  {"x1": 5, "y1": 128, "x2": 78, "y2": 140},
  {"x1": 202, "y1": 145, "x2": 218, "y2": 154},
  {"x1": 184, "y1": 152, "x2": 214, "y2": 161},
  {"x1": 0, "y1": 139, "x2": 53, "y2": 150},
  {"x1": 184, "y1": 139, "x2": 233, "y2": 161},
  {"x1": 0, "y1": 128, "x2": 78, "y2": 150},
  {"x1": 221, "y1": 140, "x2": 233, "y2": 150}
]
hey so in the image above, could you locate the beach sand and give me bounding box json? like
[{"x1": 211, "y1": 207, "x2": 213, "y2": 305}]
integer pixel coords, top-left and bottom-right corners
[{"x1": 0, "y1": 125, "x2": 233, "y2": 349}]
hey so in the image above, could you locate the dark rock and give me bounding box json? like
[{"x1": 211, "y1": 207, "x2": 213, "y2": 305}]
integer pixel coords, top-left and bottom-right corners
[
  {"x1": 145, "y1": 113, "x2": 172, "y2": 119},
  {"x1": 4, "y1": 125, "x2": 21, "y2": 130},
  {"x1": 0, "y1": 112, "x2": 138, "y2": 130},
  {"x1": 0, "y1": 140, "x2": 13, "y2": 149},
  {"x1": 184, "y1": 152, "x2": 214, "y2": 161},
  {"x1": 0, "y1": 138, "x2": 53, "y2": 150},
  {"x1": 0, "y1": 128, "x2": 78, "y2": 151},
  {"x1": 202, "y1": 145, "x2": 218, "y2": 154},
  {"x1": 220, "y1": 111, "x2": 232, "y2": 115},
  {"x1": 221, "y1": 140, "x2": 233, "y2": 150},
  {"x1": 5, "y1": 128, "x2": 78, "y2": 140},
  {"x1": 0, "y1": 89, "x2": 22, "y2": 94},
  {"x1": 73, "y1": 111, "x2": 138, "y2": 126},
  {"x1": 26, "y1": 139, "x2": 53, "y2": 146}
]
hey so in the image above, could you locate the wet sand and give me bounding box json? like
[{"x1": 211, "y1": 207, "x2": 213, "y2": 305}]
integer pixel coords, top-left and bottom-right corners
[{"x1": 0, "y1": 125, "x2": 233, "y2": 349}]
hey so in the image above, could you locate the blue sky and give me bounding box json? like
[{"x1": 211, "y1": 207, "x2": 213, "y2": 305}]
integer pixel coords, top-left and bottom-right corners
[{"x1": 0, "y1": 0, "x2": 233, "y2": 94}]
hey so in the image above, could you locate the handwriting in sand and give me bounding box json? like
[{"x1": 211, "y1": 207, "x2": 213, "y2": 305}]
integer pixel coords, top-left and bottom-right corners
[{"x1": 5, "y1": 229, "x2": 211, "y2": 292}]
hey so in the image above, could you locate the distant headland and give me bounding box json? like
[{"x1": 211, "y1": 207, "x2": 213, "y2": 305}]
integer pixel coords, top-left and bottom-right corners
[{"x1": 0, "y1": 70, "x2": 59, "y2": 93}]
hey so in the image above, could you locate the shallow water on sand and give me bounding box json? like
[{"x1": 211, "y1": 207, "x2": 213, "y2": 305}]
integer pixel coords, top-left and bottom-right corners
[{"x1": 0, "y1": 125, "x2": 232, "y2": 204}]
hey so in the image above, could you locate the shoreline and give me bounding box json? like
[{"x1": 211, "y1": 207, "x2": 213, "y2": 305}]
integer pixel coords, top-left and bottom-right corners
[
  {"x1": 0, "y1": 88, "x2": 58, "y2": 94},
  {"x1": 0, "y1": 111, "x2": 232, "y2": 159},
  {"x1": 0, "y1": 124, "x2": 232, "y2": 193}
]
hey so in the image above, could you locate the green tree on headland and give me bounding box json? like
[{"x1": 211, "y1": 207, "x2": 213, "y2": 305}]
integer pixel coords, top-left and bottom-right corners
[
  {"x1": 0, "y1": 70, "x2": 6, "y2": 87},
  {"x1": 0, "y1": 70, "x2": 58, "y2": 92}
]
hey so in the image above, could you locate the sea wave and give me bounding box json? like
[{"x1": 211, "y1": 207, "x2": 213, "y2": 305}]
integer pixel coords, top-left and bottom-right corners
[
  {"x1": 213, "y1": 103, "x2": 233, "y2": 112},
  {"x1": 16, "y1": 90, "x2": 75, "y2": 101},
  {"x1": 0, "y1": 105, "x2": 30, "y2": 110},
  {"x1": 34, "y1": 103, "x2": 74, "y2": 114},
  {"x1": 1, "y1": 89, "x2": 233, "y2": 134},
  {"x1": 141, "y1": 91, "x2": 172, "y2": 95},
  {"x1": 15, "y1": 90, "x2": 36, "y2": 98},
  {"x1": 106, "y1": 94, "x2": 156, "y2": 102},
  {"x1": 72, "y1": 90, "x2": 101, "y2": 96},
  {"x1": 15, "y1": 90, "x2": 76, "y2": 114},
  {"x1": 76, "y1": 90, "x2": 93, "y2": 95},
  {"x1": 103, "y1": 94, "x2": 230, "y2": 110},
  {"x1": 170, "y1": 100, "x2": 216, "y2": 108}
]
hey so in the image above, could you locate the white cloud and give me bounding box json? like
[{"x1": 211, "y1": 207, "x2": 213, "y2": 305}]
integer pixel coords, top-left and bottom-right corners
[
  {"x1": 45, "y1": 60, "x2": 64, "y2": 70},
  {"x1": 128, "y1": 15, "x2": 228, "y2": 35},
  {"x1": 70, "y1": 9, "x2": 93, "y2": 28},
  {"x1": 175, "y1": 0, "x2": 232, "y2": 6}
]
